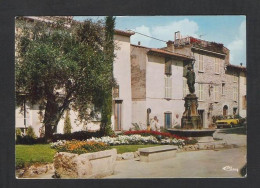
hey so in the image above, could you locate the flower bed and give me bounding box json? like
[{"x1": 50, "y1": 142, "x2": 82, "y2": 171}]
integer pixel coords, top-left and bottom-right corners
[
  {"x1": 123, "y1": 130, "x2": 188, "y2": 140},
  {"x1": 51, "y1": 134, "x2": 186, "y2": 150},
  {"x1": 51, "y1": 140, "x2": 111, "y2": 154}
]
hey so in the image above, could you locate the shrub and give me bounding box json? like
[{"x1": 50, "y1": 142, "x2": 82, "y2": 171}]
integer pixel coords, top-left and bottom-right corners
[
  {"x1": 26, "y1": 126, "x2": 36, "y2": 139},
  {"x1": 16, "y1": 128, "x2": 22, "y2": 140},
  {"x1": 16, "y1": 135, "x2": 36, "y2": 145},
  {"x1": 63, "y1": 110, "x2": 72, "y2": 134},
  {"x1": 184, "y1": 138, "x2": 198, "y2": 145},
  {"x1": 52, "y1": 131, "x2": 103, "y2": 142}
]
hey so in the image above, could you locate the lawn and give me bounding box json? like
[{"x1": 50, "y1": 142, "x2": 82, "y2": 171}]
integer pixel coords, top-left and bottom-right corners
[
  {"x1": 16, "y1": 144, "x2": 57, "y2": 169},
  {"x1": 15, "y1": 144, "x2": 159, "y2": 169}
]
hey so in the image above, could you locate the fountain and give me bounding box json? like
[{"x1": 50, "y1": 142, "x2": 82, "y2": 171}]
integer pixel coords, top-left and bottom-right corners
[{"x1": 168, "y1": 65, "x2": 215, "y2": 142}]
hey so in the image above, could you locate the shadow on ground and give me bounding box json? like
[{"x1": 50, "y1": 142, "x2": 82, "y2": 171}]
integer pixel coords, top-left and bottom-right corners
[{"x1": 218, "y1": 126, "x2": 247, "y2": 135}]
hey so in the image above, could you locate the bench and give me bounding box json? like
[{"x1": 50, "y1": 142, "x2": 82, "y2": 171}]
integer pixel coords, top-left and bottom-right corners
[{"x1": 138, "y1": 145, "x2": 178, "y2": 162}]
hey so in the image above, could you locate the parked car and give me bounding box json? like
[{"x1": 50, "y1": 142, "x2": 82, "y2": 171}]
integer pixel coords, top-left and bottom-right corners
[{"x1": 216, "y1": 118, "x2": 240, "y2": 128}]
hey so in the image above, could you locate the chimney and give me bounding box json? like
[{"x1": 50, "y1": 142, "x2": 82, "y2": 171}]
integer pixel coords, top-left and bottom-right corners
[
  {"x1": 175, "y1": 31, "x2": 181, "y2": 41},
  {"x1": 166, "y1": 40, "x2": 174, "y2": 52},
  {"x1": 138, "y1": 41, "x2": 141, "y2": 45},
  {"x1": 240, "y1": 63, "x2": 243, "y2": 66}
]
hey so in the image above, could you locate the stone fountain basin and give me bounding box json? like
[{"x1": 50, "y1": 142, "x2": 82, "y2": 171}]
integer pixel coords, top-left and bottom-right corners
[{"x1": 167, "y1": 129, "x2": 216, "y2": 137}]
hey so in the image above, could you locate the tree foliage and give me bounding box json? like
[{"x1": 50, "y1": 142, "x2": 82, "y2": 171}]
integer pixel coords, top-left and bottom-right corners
[
  {"x1": 100, "y1": 16, "x2": 116, "y2": 136},
  {"x1": 15, "y1": 17, "x2": 116, "y2": 139},
  {"x1": 63, "y1": 110, "x2": 72, "y2": 134}
]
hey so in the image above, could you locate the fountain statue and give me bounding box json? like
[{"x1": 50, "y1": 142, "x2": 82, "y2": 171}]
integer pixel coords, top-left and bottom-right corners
[
  {"x1": 181, "y1": 65, "x2": 202, "y2": 129},
  {"x1": 168, "y1": 64, "x2": 215, "y2": 142}
]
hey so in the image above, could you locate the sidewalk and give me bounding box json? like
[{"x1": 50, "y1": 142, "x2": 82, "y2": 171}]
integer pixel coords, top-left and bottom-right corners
[{"x1": 105, "y1": 147, "x2": 246, "y2": 178}]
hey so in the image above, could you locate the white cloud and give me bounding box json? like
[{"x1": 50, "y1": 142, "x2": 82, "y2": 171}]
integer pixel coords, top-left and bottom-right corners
[
  {"x1": 227, "y1": 20, "x2": 246, "y2": 65},
  {"x1": 131, "y1": 25, "x2": 152, "y2": 46},
  {"x1": 152, "y1": 19, "x2": 199, "y2": 41},
  {"x1": 131, "y1": 19, "x2": 199, "y2": 47}
]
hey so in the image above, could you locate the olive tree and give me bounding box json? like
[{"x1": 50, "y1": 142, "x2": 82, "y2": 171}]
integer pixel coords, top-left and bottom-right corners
[{"x1": 15, "y1": 17, "x2": 116, "y2": 139}]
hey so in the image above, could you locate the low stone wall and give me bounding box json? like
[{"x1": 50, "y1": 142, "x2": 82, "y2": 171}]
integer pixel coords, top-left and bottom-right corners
[
  {"x1": 53, "y1": 149, "x2": 117, "y2": 178},
  {"x1": 138, "y1": 145, "x2": 178, "y2": 162},
  {"x1": 179, "y1": 141, "x2": 230, "y2": 152}
]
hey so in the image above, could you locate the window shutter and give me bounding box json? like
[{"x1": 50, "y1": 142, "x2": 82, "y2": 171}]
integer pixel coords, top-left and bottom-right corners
[{"x1": 165, "y1": 76, "x2": 172, "y2": 98}]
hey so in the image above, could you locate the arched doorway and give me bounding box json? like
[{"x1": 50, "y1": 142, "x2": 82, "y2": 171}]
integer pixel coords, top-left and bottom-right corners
[{"x1": 223, "y1": 105, "x2": 228, "y2": 116}]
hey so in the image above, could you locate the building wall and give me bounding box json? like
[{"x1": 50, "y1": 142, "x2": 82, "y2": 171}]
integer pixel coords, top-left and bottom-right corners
[
  {"x1": 112, "y1": 34, "x2": 133, "y2": 131},
  {"x1": 15, "y1": 22, "x2": 133, "y2": 136},
  {"x1": 239, "y1": 72, "x2": 247, "y2": 118},
  {"x1": 191, "y1": 51, "x2": 239, "y2": 127},
  {"x1": 131, "y1": 46, "x2": 185, "y2": 129},
  {"x1": 130, "y1": 46, "x2": 147, "y2": 100}
]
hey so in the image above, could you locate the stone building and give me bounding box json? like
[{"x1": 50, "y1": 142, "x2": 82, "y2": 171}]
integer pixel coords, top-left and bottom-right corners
[
  {"x1": 130, "y1": 44, "x2": 193, "y2": 130},
  {"x1": 163, "y1": 31, "x2": 247, "y2": 127}
]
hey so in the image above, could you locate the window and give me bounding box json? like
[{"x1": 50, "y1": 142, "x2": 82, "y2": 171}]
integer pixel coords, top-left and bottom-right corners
[
  {"x1": 165, "y1": 61, "x2": 172, "y2": 75},
  {"x1": 198, "y1": 54, "x2": 204, "y2": 72},
  {"x1": 198, "y1": 84, "x2": 203, "y2": 100},
  {"x1": 183, "y1": 78, "x2": 189, "y2": 97},
  {"x1": 165, "y1": 75, "x2": 172, "y2": 99},
  {"x1": 242, "y1": 95, "x2": 247, "y2": 109},
  {"x1": 233, "y1": 86, "x2": 238, "y2": 101},
  {"x1": 221, "y1": 83, "x2": 225, "y2": 95},
  {"x1": 214, "y1": 85, "x2": 219, "y2": 101},
  {"x1": 215, "y1": 58, "x2": 220, "y2": 74},
  {"x1": 164, "y1": 112, "x2": 172, "y2": 129}
]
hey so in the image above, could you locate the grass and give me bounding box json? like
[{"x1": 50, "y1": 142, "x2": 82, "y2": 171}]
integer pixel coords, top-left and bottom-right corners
[
  {"x1": 15, "y1": 144, "x2": 159, "y2": 169},
  {"x1": 16, "y1": 144, "x2": 56, "y2": 169}
]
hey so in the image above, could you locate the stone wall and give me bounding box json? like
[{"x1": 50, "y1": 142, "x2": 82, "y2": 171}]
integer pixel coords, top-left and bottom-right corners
[{"x1": 130, "y1": 45, "x2": 148, "y2": 100}]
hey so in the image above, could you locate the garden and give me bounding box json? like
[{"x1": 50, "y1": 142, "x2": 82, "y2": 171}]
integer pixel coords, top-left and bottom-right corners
[{"x1": 15, "y1": 128, "x2": 197, "y2": 170}]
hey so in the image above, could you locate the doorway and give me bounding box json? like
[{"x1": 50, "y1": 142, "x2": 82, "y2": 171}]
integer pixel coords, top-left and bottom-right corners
[
  {"x1": 198, "y1": 110, "x2": 204, "y2": 128},
  {"x1": 114, "y1": 99, "x2": 123, "y2": 131},
  {"x1": 223, "y1": 105, "x2": 228, "y2": 116}
]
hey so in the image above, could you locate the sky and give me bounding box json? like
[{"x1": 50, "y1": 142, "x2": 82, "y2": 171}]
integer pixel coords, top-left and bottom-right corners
[{"x1": 74, "y1": 16, "x2": 246, "y2": 66}]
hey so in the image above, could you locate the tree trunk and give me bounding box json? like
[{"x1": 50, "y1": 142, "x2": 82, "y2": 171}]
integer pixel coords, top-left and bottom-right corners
[
  {"x1": 43, "y1": 97, "x2": 60, "y2": 141},
  {"x1": 43, "y1": 91, "x2": 72, "y2": 141}
]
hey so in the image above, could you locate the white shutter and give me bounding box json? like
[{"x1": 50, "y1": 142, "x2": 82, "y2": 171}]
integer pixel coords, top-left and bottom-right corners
[{"x1": 165, "y1": 76, "x2": 172, "y2": 98}]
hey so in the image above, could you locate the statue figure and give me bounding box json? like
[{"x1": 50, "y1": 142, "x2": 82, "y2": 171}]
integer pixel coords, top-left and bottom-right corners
[{"x1": 186, "y1": 66, "x2": 195, "y2": 94}]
